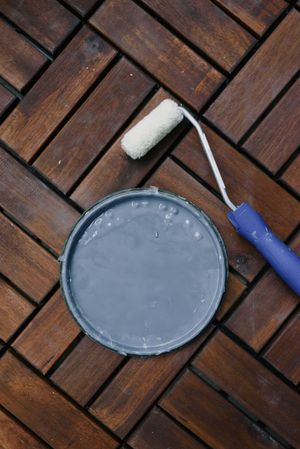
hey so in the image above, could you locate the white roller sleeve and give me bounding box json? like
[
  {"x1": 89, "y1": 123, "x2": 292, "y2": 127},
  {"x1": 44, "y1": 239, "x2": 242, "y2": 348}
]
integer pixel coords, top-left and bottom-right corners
[{"x1": 121, "y1": 99, "x2": 183, "y2": 159}]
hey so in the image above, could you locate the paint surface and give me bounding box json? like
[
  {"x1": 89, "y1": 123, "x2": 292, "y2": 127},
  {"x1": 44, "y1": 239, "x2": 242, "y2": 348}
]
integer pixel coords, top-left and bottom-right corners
[{"x1": 61, "y1": 189, "x2": 227, "y2": 355}]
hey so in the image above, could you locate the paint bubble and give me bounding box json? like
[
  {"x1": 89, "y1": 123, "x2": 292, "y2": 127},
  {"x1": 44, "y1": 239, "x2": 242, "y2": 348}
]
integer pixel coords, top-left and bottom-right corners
[
  {"x1": 131, "y1": 201, "x2": 140, "y2": 208},
  {"x1": 158, "y1": 203, "x2": 167, "y2": 210},
  {"x1": 194, "y1": 231, "x2": 203, "y2": 240},
  {"x1": 170, "y1": 207, "x2": 178, "y2": 215},
  {"x1": 105, "y1": 209, "x2": 113, "y2": 217}
]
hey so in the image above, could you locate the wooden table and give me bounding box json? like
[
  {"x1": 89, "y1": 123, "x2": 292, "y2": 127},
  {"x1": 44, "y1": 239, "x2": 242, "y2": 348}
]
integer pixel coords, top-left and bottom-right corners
[{"x1": 0, "y1": 1, "x2": 299, "y2": 448}]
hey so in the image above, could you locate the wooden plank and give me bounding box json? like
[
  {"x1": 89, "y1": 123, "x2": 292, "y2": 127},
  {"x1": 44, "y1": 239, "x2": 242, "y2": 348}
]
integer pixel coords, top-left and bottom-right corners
[
  {"x1": 0, "y1": 27, "x2": 116, "y2": 161},
  {"x1": 193, "y1": 331, "x2": 300, "y2": 448},
  {"x1": 148, "y1": 158, "x2": 264, "y2": 280},
  {"x1": 34, "y1": 59, "x2": 153, "y2": 193},
  {"x1": 14, "y1": 290, "x2": 79, "y2": 374},
  {"x1": 64, "y1": 0, "x2": 98, "y2": 16},
  {"x1": 173, "y1": 127, "x2": 300, "y2": 273},
  {"x1": 142, "y1": 0, "x2": 254, "y2": 72},
  {"x1": 160, "y1": 370, "x2": 283, "y2": 449},
  {"x1": 215, "y1": 0, "x2": 286, "y2": 36},
  {"x1": 51, "y1": 336, "x2": 123, "y2": 405},
  {"x1": 0, "y1": 85, "x2": 14, "y2": 116},
  {"x1": 0, "y1": 214, "x2": 58, "y2": 302},
  {"x1": 0, "y1": 0, "x2": 79, "y2": 53},
  {"x1": 205, "y1": 10, "x2": 300, "y2": 142},
  {"x1": 226, "y1": 233, "x2": 300, "y2": 351},
  {"x1": 128, "y1": 407, "x2": 206, "y2": 449},
  {"x1": 0, "y1": 352, "x2": 117, "y2": 449},
  {"x1": 281, "y1": 153, "x2": 300, "y2": 196},
  {"x1": 0, "y1": 408, "x2": 47, "y2": 449},
  {"x1": 89, "y1": 326, "x2": 213, "y2": 438},
  {"x1": 90, "y1": 0, "x2": 223, "y2": 110},
  {"x1": 0, "y1": 278, "x2": 34, "y2": 342},
  {"x1": 0, "y1": 149, "x2": 79, "y2": 253},
  {"x1": 265, "y1": 310, "x2": 300, "y2": 384},
  {"x1": 0, "y1": 19, "x2": 46, "y2": 91},
  {"x1": 216, "y1": 274, "x2": 245, "y2": 320},
  {"x1": 244, "y1": 79, "x2": 300, "y2": 173},
  {"x1": 72, "y1": 89, "x2": 186, "y2": 208}
]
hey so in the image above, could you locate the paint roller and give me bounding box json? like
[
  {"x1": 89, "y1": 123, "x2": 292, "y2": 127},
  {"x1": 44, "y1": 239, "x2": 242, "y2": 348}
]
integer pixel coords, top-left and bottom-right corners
[{"x1": 121, "y1": 99, "x2": 300, "y2": 296}]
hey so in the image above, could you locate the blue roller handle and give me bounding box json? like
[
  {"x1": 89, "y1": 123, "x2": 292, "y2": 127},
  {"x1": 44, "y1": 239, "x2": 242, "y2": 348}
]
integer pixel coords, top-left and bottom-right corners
[{"x1": 228, "y1": 203, "x2": 300, "y2": 296}]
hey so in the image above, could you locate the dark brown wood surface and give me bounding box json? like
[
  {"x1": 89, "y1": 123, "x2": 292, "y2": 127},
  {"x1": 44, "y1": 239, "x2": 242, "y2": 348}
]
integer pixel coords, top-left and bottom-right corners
[
  {"x1": 0, "y1": 0, "x2": 79, "y2": 53},
  {"x1": 0, "y1": 19, "x2": 46, "y2": 91},
  {"x1": 0, "y1": 1, "x2": 299, "y2": 448}
]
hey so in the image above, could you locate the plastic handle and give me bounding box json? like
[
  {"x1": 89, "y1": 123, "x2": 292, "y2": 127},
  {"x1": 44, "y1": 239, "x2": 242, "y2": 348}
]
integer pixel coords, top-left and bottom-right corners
[{"x1": 228, "y1": 203, "x2": 300, "y2": 296}]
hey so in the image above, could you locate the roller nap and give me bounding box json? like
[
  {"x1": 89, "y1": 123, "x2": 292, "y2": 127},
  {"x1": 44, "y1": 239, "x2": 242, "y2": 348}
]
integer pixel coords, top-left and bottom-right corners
[{"x1": 121, "y1": 99, "x2": 183, "y2": 159}]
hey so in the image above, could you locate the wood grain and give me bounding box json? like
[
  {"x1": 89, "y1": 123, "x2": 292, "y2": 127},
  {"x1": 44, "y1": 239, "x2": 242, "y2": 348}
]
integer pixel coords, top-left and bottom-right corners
[
  {"x1": 161, "y1": 370, "x2": 283, "y2": 449},
  {"x1": 0, "y1": 278, "x2": 34, "y2": 342},
  {"x1": 0, "y1": 0, "x2": 79, "y2": 53},
  {"x1": 0, "y1": 213, "x2": 58, "y2": 302},
  {"x1": 35, "y1": 59, "x2": 153, "y2": 193},
  {"x1": 64, "y1": 0, "x2": 98, "y2": 15},
  {"x1": 0, "y1": 27, "x2": 116, "y2": 160},
  {"x1": 173, "y1": 126, "x2": 300, "y2": 257},
  {"x1": 142, "y1": 0, "x2": 254, "y2": 72},
  {"x1": 194, "y1": 331, "x2": 300, "y2": 448},
  {"x1": 148, "y1": 158, "x2": 264, "y2": 280},
  {"x1": 216, "y1": 274, "x2": 245, "y2": 320},
  {"x1": 129, "y1": 407, "x2": 206, "y2": 449},
  {"x1": 244, "y1": 79, "x2": 300, "y2": 173},
  {"x1": 51, "y1": 336, "x2": 123, "y2": 405},
  {"x1": 0, "y1": 351, "x2": 117, "y2": 449},
  {"x1": 265, "y1": 310, "x2": 300, "y2": 384},
  {"x1": 281, "y1": 153, "x2": 300, "y2": 196},
  {"x1": 90, "y1": 0, "x2": 223, "y2": 110},
  {"x1": 0, "y1": 149, "x2": 79, "y2": 253},
  {"x1": 0, "y1": 19, "x2": 46, "y2": 91},
  {"x1": 0, "y1": 85, "x2": 14, "y2": 116},
  {"x1": 14, "y1": 290, "x2": 79, "y2": 374},
  {"x1": 226, "y1": 233, "x2": 300, "y2": 351},
  {"x1": 89, "y1": 326, "x2": 213, "y2": 438},
  {"x1": 72, "y1": 89, "x2": 186, "y2": 208},
  {"x1": 215, "y1": 0, "x2": 286, "y2": 36},
  {"x1": 205, "y1": 10, "x2": 300, "y2": 142},
  {"x1": 0, "y1": 408, "x2": 47, "y2": 449}
]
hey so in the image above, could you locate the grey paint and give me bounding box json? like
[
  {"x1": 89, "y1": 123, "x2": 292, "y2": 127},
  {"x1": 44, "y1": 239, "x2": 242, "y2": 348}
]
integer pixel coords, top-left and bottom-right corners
[{"x1": 60, "y1": 188, "x2": 227, "y2": 356}]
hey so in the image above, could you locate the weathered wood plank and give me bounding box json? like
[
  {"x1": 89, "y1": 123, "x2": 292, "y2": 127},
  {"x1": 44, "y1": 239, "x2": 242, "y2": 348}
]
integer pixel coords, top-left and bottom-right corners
[
  {"x1": 0, "y1": 408, "x2": 47, "y2": 449},
  {"x1": 142, "y1": 0, "x2": 254, "y2": 72},
  {"x1": 205, "y1": 10, "x2": 300, "y2": 142},
  {"x1": 0, "y1": 278, "x2": 34, "y2": 342},
  {"x1": 226, "y1": 233, "x2": 300, "y2": 351},
  {"x1": 0, "y1": 0, "x2": 79, "y2": 53},
  {"x1": 215, "y1": 0, "x2": 286, "y2": 36},
  {"x1": 265, "y1": 310, "x2": 300, "y2": 384},
  {"x1": 161, "y1": 370, "x2": 283, "y2": 449},
  {"x1": 51, "y1": 336, "x2": 123, "y2": 405},
  {"x1": 281, "y1": 153, "x2": 300, "y2": 196},
  {"x1": 0, "y1": 19, "x2": 46, "y2": 91},
  {"x1": 129, "y1": 407, "x2": 206, "y2": 449},
  {"x1": 14, "y1": 290, "x2": 79, "y2": 374},
  {"x1": 35, "y1": 59, "x2": 153, "y2": 193},
  {"x1": 64, "y1": 0, "x2": 98, "y2": 16},
  {"x1": 0, "y1": 149, "x2": 79, "y2": 253},
  {"x1": 90, "y1": 0, "x2": 223, "y2": 110},
  {"x1": 244, "y1": 79, "x2": 300, "y2": 173},
  {"x1": 0, "y1": 27, "x2": 116, "y2": 160},
  {"x1": 0, "y1": 85, "x2": 14, "y2": 116},
  {"x1": 89, "y1": 326, "x2": 213, "y2": 437},
  {"x1": 0, "y1": 214, "x2": 58, "y2": 302},
  {"x1": 194, "y1": 331, "x2": 300, "y2": 448},
  {"x1": 72, "y1": 89, "x2": 186, "y2": 208},
  {"x1": 216, "y1": 274, "x2": 245, "y2": 320},
  {"x1": 0, "y1": 352, "x2": 117, "y2": 449}
]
